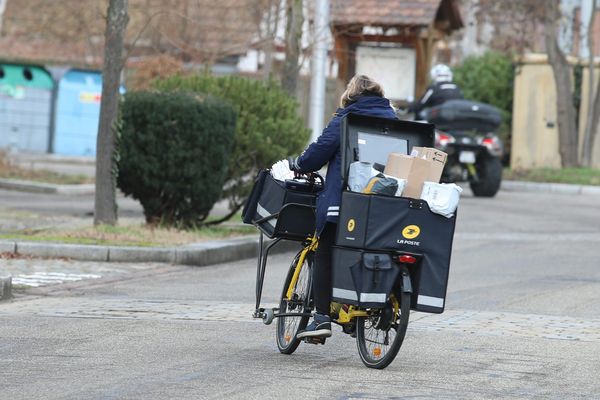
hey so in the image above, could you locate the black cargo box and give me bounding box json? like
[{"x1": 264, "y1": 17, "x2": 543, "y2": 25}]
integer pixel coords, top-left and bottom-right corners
[
  {"x1": 242, "y1": 170, "x2": 319, "y2": 241},
  {"x1": 332, "y1": 114, "x2": 456, "y2": 313}
]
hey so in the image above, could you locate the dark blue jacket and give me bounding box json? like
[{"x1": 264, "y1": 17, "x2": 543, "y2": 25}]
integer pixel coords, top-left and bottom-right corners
[{"x1": 296, "y1": 95, "x2": 397, "y2": 234}]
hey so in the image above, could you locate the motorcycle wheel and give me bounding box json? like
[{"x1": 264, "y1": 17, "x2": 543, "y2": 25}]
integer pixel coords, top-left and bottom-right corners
[{"x1": 470, "y1": 156, "x2": 502, "y2": 197}]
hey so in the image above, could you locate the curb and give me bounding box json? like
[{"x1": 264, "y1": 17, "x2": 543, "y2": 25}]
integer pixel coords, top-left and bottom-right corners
[
  {"x1": 501, "y1": 180, "x2": 600, "y2": 195},
  {"x1": 0, "y1": 178, "x2": 95, "y2": 195},
  {"x1": 0, "y1": 276, "x2": 12, "y2": 300},
  {"x1": 0, "y1": 236, "x2": 302, "y2": 267}
]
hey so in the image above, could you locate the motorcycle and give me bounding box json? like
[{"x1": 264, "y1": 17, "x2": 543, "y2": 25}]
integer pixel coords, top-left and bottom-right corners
[{"x1": 405, "y1": 99, "x2": 504, "y2": 197}]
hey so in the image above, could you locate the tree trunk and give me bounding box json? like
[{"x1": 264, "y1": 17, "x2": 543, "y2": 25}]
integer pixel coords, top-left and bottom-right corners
[
  {"x1": 94, "y1": 0, "x2": 129, "y2": 225},
  {"x1": 281, "y1": 0, "x2": 303, "y2": 96},
  {"x1": 582, "y1": 1, "x2": 600, "y2": 167},
  {"x1": 262, "y1": 0, "x2": 281, "y2": 82},
  {"x1": 544, "y1": 0, "x2": 579, "y2": 167}
]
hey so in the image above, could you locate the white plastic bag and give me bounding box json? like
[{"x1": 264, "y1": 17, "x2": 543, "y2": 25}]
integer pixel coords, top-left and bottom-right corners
[
  {"x1": 270, "y1": 159, "x2": 295, "y2": 181},
  {"x1": 420, "y1": 182, "x2": 462, "y2": 218},
  {"x1": 348, "y1": 162, "x2": 378, "y2": 192}
]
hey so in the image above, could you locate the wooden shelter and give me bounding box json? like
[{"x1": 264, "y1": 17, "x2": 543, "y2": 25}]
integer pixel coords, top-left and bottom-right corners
[{"x1": 330, "y1": 0, "x2": 463, "y2": 99}]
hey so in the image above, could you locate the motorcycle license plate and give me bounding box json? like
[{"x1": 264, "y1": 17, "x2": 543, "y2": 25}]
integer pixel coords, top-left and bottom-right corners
[{"x1": 459, "y1": 151, "x2": 476, "y2": 164}]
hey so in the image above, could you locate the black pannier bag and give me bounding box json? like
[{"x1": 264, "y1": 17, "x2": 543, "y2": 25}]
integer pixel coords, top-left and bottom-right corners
[
  {"x1": 330, "y1": 113, "x2": 456, "y2": 314},
  {"x1": 331, "y1": 247, "x2": 400, "y2": 308},
  {"x1": 335, "y1": 191, "x2": 456, "y2": 313},
  {"x1": 241, "y1": 170, "x2": 321, "y2": 240},
  {"x1": 242, "y1": 170, "x2": 269, "y2": 224}
]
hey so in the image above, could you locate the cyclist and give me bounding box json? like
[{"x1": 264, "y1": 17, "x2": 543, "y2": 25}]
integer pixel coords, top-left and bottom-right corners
[
  {"x1": 408, "y1": 64, "x2": 463, "y2": 117},
  {"x1": 289, "y1": 75, "x2": 397, "y2": 339}
]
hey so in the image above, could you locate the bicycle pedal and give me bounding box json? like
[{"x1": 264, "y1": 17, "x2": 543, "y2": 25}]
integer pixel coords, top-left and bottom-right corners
[{"x1": 304, "y1": 337, "x2": 326, "y2": 345}]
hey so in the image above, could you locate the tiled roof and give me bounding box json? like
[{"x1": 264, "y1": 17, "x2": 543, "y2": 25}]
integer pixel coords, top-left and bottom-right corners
[
  {"x1": 331, "y1": 0, "x2": 443, "y2": 27},
  {"x1": 0, "y1": 0, "x2": 262, "y2": 66}
]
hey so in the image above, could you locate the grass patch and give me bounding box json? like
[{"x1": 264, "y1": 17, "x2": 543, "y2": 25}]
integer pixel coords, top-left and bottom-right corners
[
  {"x1": 0, "y1": 222, "x2": 256, "y2": 247},
  {"x1": 503, "y1": 167, "x2": 600, "y2": 186},
  {"x1": 0, "y1": 151, "x2": 93, "y2": 185}
]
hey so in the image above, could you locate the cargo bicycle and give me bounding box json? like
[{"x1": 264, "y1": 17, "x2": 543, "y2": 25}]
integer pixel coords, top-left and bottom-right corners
[
  {"x1": 244, "y1": 114, "x2": 457, "y2": 370},
  {"x1": 249, "y1": 170, "x2": 417, "y2": 369}
]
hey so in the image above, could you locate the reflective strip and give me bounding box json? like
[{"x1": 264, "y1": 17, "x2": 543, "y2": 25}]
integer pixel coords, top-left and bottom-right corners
[
  {"x1": 417, "y1": 295, "x2": 444, "y2": 308},
  {"x1": 420, "y1": 88, "x2": 433, "y2": 104},
  {"x1": 328, "y1": 206, "x2": 339, "y2": 210},
  {"x1": 256, "y1": 203, "x2": 277, "y2": 228},
  {"x1": 360, "y1": 293, "x2": 387, "y2": 303},
  {"x1": 440, "y1": 83, "x2": 457, "y2": 90},
  {"x1": 327, "y1": 212, "x2": 339, "y2": 217},
  {"x1": 332, "y1": 288, "x2": 357, "y2": 301}
]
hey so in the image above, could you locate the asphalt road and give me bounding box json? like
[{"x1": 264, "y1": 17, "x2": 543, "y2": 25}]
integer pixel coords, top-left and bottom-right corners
[{"x1": 1, "y1": 188, "x2": 600, "y2": 399}]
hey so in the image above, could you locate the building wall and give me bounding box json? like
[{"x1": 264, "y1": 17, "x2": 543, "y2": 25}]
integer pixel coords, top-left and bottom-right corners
[
  {"x1": 511, "y1": 53, "x2": 600, "y2": 169},
  {"x1": 511, "y1": 55, "x2": 562, "y2": 169}
]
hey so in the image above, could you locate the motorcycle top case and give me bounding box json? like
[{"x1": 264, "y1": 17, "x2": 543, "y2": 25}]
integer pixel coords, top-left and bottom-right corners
[
  {"x1": 426, "y1": 99, "x2": 502, "y2": 133},
  {"x1": 335, "y1": 191, "x2": 456, "y2": 313},
  {"x1": 242, "y1": 170, "x2": 320, "y2": 240}
]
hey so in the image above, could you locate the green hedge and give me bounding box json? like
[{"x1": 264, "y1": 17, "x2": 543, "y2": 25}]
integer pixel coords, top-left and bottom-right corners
[
  {"x1": 117, "y1": 91, "x2": 236, "y2": 227},
  {"x1": 154, "y1": 74, "x2": 310, "y2": 222},
  {"x1": 453, "y1": 52, "x2": 515, "y2": 140}
]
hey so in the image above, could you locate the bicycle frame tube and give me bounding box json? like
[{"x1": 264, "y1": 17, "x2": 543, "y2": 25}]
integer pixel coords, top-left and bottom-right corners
[
  {"x1": 285, "y1": 235, "x2": 318, "y2": 301},
  {"x1": 337, "y1": 306, "x2": 369, "y2": 324}
]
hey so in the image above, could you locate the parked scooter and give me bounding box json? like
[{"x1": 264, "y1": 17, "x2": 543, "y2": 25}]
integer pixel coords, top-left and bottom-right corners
[{"x1": 400, "y1": 99, "x2": 504, "y2": 197}]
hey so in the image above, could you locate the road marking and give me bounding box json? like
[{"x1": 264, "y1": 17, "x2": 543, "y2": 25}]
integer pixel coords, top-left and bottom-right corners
[
  {"x1": 11, "y1": 272, "x2": 101, "y2": 287},
  {"x1": 2, "y1": 299, "x2": 599, "y2": 343}
]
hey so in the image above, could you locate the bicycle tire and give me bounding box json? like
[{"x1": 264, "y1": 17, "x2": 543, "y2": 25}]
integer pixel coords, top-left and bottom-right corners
[
  {"x1": 356, "y1": 281, "x2": 411, "y2": 369},
  {"x1": 276, "y1": 250, "x2": 312, "y2": 354}
]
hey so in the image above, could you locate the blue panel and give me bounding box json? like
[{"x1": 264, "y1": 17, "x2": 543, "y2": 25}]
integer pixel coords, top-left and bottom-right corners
[{"x1": 53, "y1": 70, "x2": 103, "y2": 156}]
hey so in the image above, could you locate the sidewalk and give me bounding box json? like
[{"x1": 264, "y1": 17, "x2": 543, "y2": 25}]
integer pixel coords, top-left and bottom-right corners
[{"x1": 6, "y1": 151, "x2": 95, "y2": 177}]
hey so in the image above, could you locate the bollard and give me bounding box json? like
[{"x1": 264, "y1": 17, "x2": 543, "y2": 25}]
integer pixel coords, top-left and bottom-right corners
[{"x1": 0, "y1": 276, "x2": 12, "y2": 300}]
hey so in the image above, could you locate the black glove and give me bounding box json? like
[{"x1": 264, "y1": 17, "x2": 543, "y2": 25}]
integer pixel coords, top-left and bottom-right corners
[{"x1": 287, "y1": 156, "x2": 300, "y2": 172}]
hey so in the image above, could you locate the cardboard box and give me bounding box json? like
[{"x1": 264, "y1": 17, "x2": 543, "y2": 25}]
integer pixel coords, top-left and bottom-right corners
[
  {"x1": 383, "y1": 148, "x2": 447, "y2": 198},
  {"x1": 410, "y1": 147, "x2": 447, "y2": 183}
]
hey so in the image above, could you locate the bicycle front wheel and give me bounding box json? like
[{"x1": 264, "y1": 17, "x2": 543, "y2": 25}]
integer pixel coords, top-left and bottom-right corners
[
  {"x1": 356, "y1": 288, "x2": 411, "y2": 369},
  {"x1": 276, "y1": 250, "x2": 312, "y2": 354}
]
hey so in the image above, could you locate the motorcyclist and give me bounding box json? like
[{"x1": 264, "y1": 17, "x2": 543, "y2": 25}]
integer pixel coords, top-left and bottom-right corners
[
  {"x1": 408, "y1": 64, "x2": 463, "y2": 117},
  {"x1": 289, "y1": 75, "x2": 397, "y2": 339}
]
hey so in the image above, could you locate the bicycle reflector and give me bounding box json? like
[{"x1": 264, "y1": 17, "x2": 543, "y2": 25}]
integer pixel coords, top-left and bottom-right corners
[{"x1": 398, "y1": 255, "x2": 417, "y2": 264}]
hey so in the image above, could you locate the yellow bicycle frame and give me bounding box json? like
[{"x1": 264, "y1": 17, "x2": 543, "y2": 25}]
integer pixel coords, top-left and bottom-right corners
[
  {"x1": 285, "y1": 235, "x2": 319, "y2": 300},
  {"x1": 284, "y1": 235, "x2": 372, "y2": 324}
]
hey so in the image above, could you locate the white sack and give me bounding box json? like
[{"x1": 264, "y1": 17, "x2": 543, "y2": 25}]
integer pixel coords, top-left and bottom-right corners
[{"x1": 420, "y1": 182, "x2": 462, "y2": 218}]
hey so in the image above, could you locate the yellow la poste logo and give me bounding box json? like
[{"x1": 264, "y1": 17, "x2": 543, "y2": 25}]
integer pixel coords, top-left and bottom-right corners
[{"x1": 402, "y1": 225, "x2": 420, "y2": 239}]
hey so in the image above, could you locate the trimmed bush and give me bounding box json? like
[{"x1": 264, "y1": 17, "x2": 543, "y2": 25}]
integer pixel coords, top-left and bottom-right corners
[
  {"x1": 453, "y1": 52, "x2": 515, "y2": 140},
  {"x1": 117, "y1": 91, "x2": 236, "y2": 227},
  {"x1": 153, "y1": 74, "x2": 310, "y2": 222}
]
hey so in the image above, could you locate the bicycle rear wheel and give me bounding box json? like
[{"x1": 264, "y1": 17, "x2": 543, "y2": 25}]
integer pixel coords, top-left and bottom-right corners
[
  {"x1": 276, "y1": 250, "x2": 312, "y2": 354},
  {"x1": 356, "y1": 284, "x2": 411, "y2": 369}
]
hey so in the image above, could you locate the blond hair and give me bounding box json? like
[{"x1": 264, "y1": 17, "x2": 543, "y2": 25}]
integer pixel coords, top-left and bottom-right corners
[{"x1": 339, "y1": 75, "x2": 384, "y2": 108}]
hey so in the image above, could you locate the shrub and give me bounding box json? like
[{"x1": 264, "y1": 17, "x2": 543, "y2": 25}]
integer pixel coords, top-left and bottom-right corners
[
  {"x1": 153, "y1": 74, "x2": 310, "y2": 223},
  {"x1": 117, "y1": 91, "x2": 236, "y2": 227},
  {"x1": 453, "y1": 52, "x2": 515, "y2": 140}
]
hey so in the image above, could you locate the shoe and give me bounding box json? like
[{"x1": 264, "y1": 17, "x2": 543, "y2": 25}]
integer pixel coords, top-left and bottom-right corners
[{"x1": 296, "y1": 313, "x2": 332, "y2": 339}]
